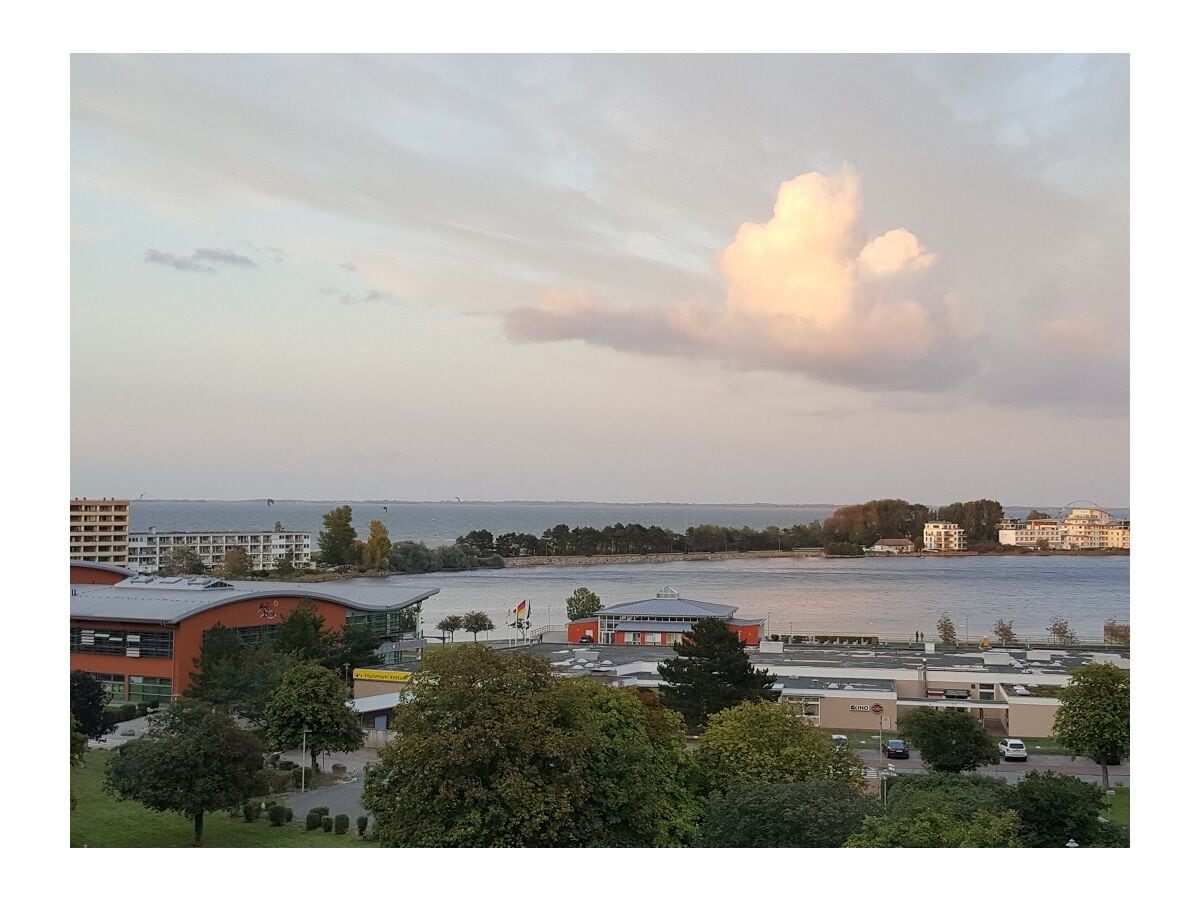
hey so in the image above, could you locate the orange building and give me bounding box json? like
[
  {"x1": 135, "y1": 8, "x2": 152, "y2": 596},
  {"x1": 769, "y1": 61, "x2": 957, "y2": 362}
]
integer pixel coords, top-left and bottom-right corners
[
  {"x1": 70, "y1": 560, "x2": 137, "y2": 585},
  {"x1": 70, "y1": 574, "x2": 438, "y2": 704},
  {"x1": 566, "y1": 587, "x2": 763, "y2": 647}
]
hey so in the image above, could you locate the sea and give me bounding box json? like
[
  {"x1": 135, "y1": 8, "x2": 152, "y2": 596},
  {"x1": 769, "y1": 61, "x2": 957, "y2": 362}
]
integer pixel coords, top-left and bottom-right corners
[{"x1": 129, "y1": 501, "x2": 1130, "y2": 641}]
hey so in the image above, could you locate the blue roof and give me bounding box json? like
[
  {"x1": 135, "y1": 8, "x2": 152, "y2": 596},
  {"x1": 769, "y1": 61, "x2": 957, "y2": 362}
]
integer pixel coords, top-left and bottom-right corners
[
  {"x1": 613, "y1": 620, "x2": 695, "y2": 633},
  {"x1": 598, "y1": 597, "x2": 738, "y2": 618}
]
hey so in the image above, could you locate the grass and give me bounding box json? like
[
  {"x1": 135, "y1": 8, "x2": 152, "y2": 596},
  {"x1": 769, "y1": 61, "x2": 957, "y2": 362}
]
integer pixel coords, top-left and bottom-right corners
[
  {"x1": 71, "y1": 751, "x2": 375, "y2": 848},
  {"x1": 1104, "y1": 786, "x2": 1129, "y2": 829}
]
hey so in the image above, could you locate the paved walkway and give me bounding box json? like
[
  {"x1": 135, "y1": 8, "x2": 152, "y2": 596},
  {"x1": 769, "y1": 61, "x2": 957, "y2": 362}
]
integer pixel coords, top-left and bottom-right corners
[
  {"x1": 277, "y1": 747, "x2": 380, "y2": 821},
  {"x1": 88, "y1": 715, "x2": 151, "y2": 749}
]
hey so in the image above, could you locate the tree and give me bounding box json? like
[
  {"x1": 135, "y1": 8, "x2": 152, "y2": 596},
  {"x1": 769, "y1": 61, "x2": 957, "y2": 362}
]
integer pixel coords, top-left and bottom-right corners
[
  {"x1": 272, "y1": 550, "x2": 296, "y2": 578},
  {"x1": 221, "y1": 546, "x2": 252, "y2": 578},
  {"x1": 1053, "y1": 663, "x2": 1130, "y2": 790},
  {"x1": 1012, "y1": 771, "x2": 1107, "y2": 847},
  {"x1": 361, "y1": 520, "x2": 392, "y2": 570},
  {"x1": 899, "y1": 708, "x2": 1000, "y2": 773},
  {"x1": 461, "y1": 611, "x2": 494, "y2": 642},
  {"x1": 162, "y1": 546, "x2": 204, "y2": 575},
  {"x1": 845, "y1": 809, "x2": 1022, "y2": 847},
  {"x1": 265, "y1": 664, "x2": 363, "y2": 771},
  {"x1": 436, "y1": 543, "x2": 477, "y2": 570},
  {"x1": 1047, "y1": 616, "x2": 1078, "y2": 645},
  {"x1": 657, "y1": 618, "x2": 776, "y2": 728},
  {"x1": 326, "y1": 622, "x2": 384, "y2": 671},
  {"x1": 992, "y1": 618, "x2": 1016, "y2": 645},
  {"x1": 390, "y1": 541, "x2": 439, "y2": 573},
  {"x1": 457, "y1": 529, "x2": 495, "y2": 554},
  {"x1": 823, "y1": 541, "x2": 864, "y2": 557},
  {"x1": 274, "y1": 600, "x2": 336, "y2": 662},
  {"x1": 70, "y1": 716, "x2": 88, "y2": 810},
  {"x1": 882, "y1": 773, "x2": 1015, "y2": 822},
  {"x1": 437, "y1": 615, "x2": 463, "y2": 643},
  {"x1": 566, "y1": 586, "x2": 603, "y2": 621},
  {"x1": 1103, "y1": 618, "x2": 1130, "y2": 645},
  {"x1": 935, "y1": 612, "x2": 957, "y2": 645},
  {"x1": 318, "y1": 505, "x2": 357, "y2": 566},
  {"x1": 185, "y1": 625, "x2": 286, "y2": 724},
  {"x1": 696, "y1": 701, "x2": 863, "y2": 790},
  {"x1": 702, "y1": 780, "x2": 877, "y2": 847},
  {"x1": 362, "y1": 645, "x2": 700, "y2": 847},
  {"x1": 1026, "y1": 509, "x2": 1049, "y2": 520},
  {"x1": 71, "y1": 670, "x2": 115, "y2": 740},
  {"x1": 103, "y1": 701, "x2": 265, "y2": 844}
]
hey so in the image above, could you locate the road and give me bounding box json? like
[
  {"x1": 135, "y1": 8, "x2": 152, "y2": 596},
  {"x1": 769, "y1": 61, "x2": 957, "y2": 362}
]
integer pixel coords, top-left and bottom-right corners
[{"x1": 855, "y1": 748, "x2": 1131, "y2": 786}]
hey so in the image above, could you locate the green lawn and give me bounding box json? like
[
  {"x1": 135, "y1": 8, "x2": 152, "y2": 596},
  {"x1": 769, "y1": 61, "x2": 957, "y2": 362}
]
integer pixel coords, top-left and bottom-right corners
[
  {"x1": 71, "y1": 751, "x2": 375, "y2": 848},
  {"x1": 1105, "y1": 786, "x2": 1129, "y2": 829}
]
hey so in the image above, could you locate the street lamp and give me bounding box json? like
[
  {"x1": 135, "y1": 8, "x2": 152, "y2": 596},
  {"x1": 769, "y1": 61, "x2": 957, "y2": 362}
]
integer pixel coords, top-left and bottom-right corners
[
  {"x1": 300, "y1": 726, "x2": 312, "y2": 792},
  {"x1": 1065, "y1": 838, "x2": 1079, "y2": 848}
]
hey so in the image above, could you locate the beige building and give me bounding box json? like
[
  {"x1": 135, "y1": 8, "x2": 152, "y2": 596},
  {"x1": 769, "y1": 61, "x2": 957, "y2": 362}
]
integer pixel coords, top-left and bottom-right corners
[
  {"x1": 999, "y1": 518, "x2": 1067, "y2": 549},
  {"x1": 69, "y1": 498, "x2": 130, "y2": 565},
  {"x1": 923, "y1": 521, "x2": 966, "y2": 552},
  {"x1": 1064, "y1": 506, "x2": 1130, "y2": 550}
]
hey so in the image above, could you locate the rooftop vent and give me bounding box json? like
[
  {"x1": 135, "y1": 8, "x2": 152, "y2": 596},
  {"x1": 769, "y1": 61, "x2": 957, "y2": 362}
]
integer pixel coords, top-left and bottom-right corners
[{"x1": 1011, "y1": 685, "x2": 1031, "y2": 696}]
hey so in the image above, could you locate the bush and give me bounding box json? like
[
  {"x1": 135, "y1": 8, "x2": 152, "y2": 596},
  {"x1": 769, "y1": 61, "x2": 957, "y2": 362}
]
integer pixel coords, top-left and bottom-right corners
[
  {"x1": 278, "y1": 760, "x2": 295, "y2": 770},
  {"x1": 268, "y1": 805, "x2": 288, "y2": 826},
  {"x1": 356, "y1": 815, "x2": 369, "y2": 837},
  {"x1": 265, "y1": 769, "x2": 294, "y2": 794},
  {"x1": 284, "y1": 806, "x2": 294, "y2": 822},
  {"x1": 769, "y1": 634, "x2": 780, "y2": 642},
  {"x1": 321, "y1": 816, "x2": 333, "y2": 833},
  {"x1": 291, "y1": 768, "x2": 304, "y2": 787},
  {"x1": 311, "y1": 806, "x2": 329, "y2": 818},
  {"x1": 334, "y1": 814, "x2": 350, "y2": 834},
  {"x1": 305, "y1": 811, "x2": 321, "y2": 831},
  {"x1": 242, "y1": 802, "x2": 260, "y2": 822}
]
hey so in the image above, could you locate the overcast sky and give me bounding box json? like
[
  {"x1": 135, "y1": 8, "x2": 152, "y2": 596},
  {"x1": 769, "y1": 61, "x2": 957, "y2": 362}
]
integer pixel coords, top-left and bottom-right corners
[{"x1": 70, "y1": 54, "x2": 1128, "y2": 506}]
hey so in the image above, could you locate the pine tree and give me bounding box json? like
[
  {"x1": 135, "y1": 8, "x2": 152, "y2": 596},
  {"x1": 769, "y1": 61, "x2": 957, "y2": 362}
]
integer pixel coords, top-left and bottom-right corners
[{"x1": 657, "y1": 618, "x2": 775, "y2": 728}]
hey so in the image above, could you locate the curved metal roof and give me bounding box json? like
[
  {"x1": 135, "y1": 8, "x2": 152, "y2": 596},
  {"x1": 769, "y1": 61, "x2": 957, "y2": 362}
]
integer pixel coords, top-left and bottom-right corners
[
  {"x1": 70, "y1": 577, "x2": 439, "y2": 625},
  {"x1": 70, "y1": 560, "x2": 138, "y2": 578},
  {"x1": 597, "y1": 597, "x2": 738, "y2": 618}
]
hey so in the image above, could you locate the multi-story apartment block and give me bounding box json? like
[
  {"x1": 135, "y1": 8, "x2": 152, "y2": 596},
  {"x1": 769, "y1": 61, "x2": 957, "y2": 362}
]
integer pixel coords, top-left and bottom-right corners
[
  {"x1": 998, "y1": 518, "x2": 1067, "y2": 549},
  {"x1": 70, "y1": 498, "x2": 130, "y2": 565},
  {"x1": 923, "y1": 521, "x2": 966, "y2": 552},
  {"x1": 127, "y1": 529, "x2": 313, "y2": 574},
  {"x1": 999, "y1": 507, "x2": 1129, "y2": 551}
]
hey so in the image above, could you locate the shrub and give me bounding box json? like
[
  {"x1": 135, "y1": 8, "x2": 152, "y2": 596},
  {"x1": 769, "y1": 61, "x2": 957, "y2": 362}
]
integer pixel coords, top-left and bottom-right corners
[
  {"x1": 356, "y1": 815, "x2": 369, "y2": 837},
  {"x1": 268, "y1": 805, "x2": 288, "y2": 826},
  {"x1": 291, "y1": 768, "x2": 304, "y2": 787},
  {"x1": 305, "y1": 811, "x2": 321, "y2": 831},
  {"x1": 321, "y1": 816, "x2": 333, "y2": 833},
  {"x1": 242, "y1": 802, "x2": 260, "y2": 822},
  {"x1": 334, "y1": 814, "x2": 350, "y2": 834},
  {"x1": 311, "y1": 806, "x2": 330, "y2": 818},
  {"x1": 278, "y1": 760, "x2": 295, "y2": 770},
  {"x1": 769, "y1": 634, "x2": 780, "y2": 642},
  {"x1": 284, "y1": 806, "x2": 294, "y2": 822}
]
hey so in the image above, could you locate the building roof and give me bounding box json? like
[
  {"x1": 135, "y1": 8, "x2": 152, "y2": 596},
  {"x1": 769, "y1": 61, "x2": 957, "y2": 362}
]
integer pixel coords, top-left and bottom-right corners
[
  {"x1": 351, "y1": 692, "x2": 406, "y2": 714},
  {"x1": 613, "y1": 620, "x2": 694, "y2": 633},
  {"x1": 873, "y1": 539, "x2": 914, "y2": 547},
  {"x1": 70, "y1": 576, "x2": 439, "y2": 625},
  {"x1": 597, "y1": 597, "x2": 738, "y2": 619},
  {"x1": 70, "y1": 560, "x2": 138, "y2": 578}
]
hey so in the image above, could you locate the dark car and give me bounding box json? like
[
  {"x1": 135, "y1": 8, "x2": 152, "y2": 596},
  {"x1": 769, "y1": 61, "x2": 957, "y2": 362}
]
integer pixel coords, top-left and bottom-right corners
[
  {"x1": 884, "y1": 739, "x2": 910, "y2": 759},
  {"x1": 578, "y1": 634, "x2": 595, "y2": 644}
]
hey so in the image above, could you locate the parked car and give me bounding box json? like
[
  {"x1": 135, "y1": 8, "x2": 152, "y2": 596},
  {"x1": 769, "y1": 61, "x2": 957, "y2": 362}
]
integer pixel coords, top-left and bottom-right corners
[
  {"x1": 578, "y1": 634, "x2": 594, "y2": 643},
  {"x1": 831, "y1": 734, "x2": 849, "y2": 748},
  {"x1": 998, "y1": 738, "x2": 1028, "y2": 761},
  {"x1": 884, "y1": 739, "x2": 910, "y2": 759}
]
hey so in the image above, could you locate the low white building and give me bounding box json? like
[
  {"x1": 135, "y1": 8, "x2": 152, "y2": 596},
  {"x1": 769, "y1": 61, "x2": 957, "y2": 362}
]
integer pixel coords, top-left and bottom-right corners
[
  {"x1": 128, "y1": 528, "x2": 313, "y2": 573},
  {"x1": 867, "y1": 538, "x2": 916, "y2": 554},
  {"x1": 923, "y1": 521, "x2": 966, "y2": 552}
]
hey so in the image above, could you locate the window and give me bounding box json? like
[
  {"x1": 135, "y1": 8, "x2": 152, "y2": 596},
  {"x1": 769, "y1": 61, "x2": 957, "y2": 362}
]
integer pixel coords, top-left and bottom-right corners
[
  {"x1": 95, "y1": 673, "x2": 126, "y2": 702},
  {"x1": 71, "y1": 627, "x2": 173, "y2": 658},
  {"x1": 128, "y1": 676, "x2": 172, "y2": 704},
  {"x1": 644, "y1": 633, "x2": 661, "y2": 644},
  {"x1": 624, "y1": 632, "x2": 640, "y2": 644},
  {"x1": 979, "y1": 683, "x2": 995, "y2": 701}
]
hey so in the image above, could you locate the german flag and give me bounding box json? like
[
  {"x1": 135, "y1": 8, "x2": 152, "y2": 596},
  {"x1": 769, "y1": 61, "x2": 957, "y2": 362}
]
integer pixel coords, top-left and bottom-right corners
[{"x1": 512, "y1": 599, "x2": 528, "y2": 618}]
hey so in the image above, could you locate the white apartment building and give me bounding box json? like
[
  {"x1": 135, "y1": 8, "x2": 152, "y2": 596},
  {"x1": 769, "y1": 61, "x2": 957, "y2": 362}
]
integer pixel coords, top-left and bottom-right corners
[
  {"x1": 70, "y1": 498, "x2": 130, "y2": 565},
  {"x1": 127, "y1": 529, "x2": 313, "y2": 574},
  {"x1": 923, "y1": 521, "x2": 966, "y2": 552},
  {"x1": 998, "y1": 507, "x2": 1130, "y2": 551},
  {"x1": 998, "y1": 518, "x2": 1067, "y2": 550}
]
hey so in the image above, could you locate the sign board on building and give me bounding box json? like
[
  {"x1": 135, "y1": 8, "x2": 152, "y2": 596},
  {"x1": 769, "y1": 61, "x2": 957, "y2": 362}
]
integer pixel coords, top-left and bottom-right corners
[
  {"x1": 353, "y1": 669, "x2": 413, "y2": 683},
  {"x1": 849, "y1": 704, "x2": 870, "y2": 711},
  {"x1": 943, "y1": 689, "x2": 971, "y2": 700},
  {"x1": 870, "y1": 703, "x2": 884, "y2": 714}
]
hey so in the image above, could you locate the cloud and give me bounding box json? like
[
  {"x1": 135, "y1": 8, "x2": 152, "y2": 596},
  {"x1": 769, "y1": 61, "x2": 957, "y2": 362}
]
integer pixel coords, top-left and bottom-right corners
[
  {"x1": 503, "y1": 169, "x2": 979, "y2": 391},
  {"x1": 144, "y1": 246, "x2": 257, "y2": 274}
]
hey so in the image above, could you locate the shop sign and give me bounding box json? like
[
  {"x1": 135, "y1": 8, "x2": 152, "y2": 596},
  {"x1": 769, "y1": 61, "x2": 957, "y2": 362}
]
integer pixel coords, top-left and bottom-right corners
[
  {"x1": 849, "y1": 704, "x2": 870, "y2": 711},
  {"x1": 870, "y1": 703, "x2": 884, "y2": 714},
  {"x1": 353, "y1": 669, "x2": 413, "y2": 683},
  {"x1": 943, "y1": 689, "x2": 971, "y2": 700}
]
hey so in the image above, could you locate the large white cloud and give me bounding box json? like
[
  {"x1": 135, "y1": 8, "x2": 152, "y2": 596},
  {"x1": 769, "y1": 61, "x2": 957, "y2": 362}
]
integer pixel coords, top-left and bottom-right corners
[{"x1": 504, "y1": 168, "x2": 979, "y2": 390}]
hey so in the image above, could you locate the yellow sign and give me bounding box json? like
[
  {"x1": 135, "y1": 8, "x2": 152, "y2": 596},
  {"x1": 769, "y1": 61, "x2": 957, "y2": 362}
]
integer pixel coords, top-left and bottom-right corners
[{"x1": 353, "y1": 669, "x2": 413, "y2": 683}]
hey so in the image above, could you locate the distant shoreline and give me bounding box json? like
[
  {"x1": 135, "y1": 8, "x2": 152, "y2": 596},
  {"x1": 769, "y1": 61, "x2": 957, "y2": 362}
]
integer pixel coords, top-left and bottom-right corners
[{"x1": 497, "y1": 548, "x2": 1130, "y2": 568}]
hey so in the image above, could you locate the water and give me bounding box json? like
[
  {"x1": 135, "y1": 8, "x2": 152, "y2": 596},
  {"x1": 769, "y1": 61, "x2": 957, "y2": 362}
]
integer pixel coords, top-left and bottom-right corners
[
  {"x1": 130, "y1": 500, "x2": 843, "y2": 544},
  {"x1": 360, "y1": 554, "x2": 1129, "y2": 641}
]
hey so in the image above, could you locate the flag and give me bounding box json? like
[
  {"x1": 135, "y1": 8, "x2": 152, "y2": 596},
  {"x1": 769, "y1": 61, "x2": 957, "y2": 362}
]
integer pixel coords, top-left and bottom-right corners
[{"x1": 512, "y1": 599, "x2": 528, "y2": 619}]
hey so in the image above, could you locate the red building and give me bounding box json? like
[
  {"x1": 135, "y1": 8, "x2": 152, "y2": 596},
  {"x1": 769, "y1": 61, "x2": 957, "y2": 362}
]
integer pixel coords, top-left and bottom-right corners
[
  {"x1": 566, "y1": 587, "x2": 763, "y2": 647},
  {"x1": 70, "y1": 573, "x2": 438, "y2": 704},
  {"x1": 70, "y1": 560, "x2": 137, "y2": 585}
]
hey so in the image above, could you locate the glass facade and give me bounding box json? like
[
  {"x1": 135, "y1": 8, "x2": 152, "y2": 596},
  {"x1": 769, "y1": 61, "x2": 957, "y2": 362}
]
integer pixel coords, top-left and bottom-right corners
[
  {"x1": 346, "y1": 607, "x2": 419, "y2": 641},
  {"x1": 128, "y1": 676, "x2": 172, "y2": 705},
  {"x1": 71, "y1": 627, "x2": 173, "y2": 658},
  {"x1": 95, "y1": 672, "x2": 126, "y2": 702}
]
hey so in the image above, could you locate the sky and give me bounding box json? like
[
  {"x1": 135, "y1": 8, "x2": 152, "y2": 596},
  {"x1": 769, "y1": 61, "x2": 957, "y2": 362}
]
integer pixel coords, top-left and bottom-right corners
[{"x1": 70, "y1": 54, "x2": 1129, "y2": 506}]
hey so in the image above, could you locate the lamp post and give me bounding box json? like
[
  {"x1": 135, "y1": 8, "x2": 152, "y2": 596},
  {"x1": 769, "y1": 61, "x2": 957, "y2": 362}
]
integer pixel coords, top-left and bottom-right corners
[
  {"x1": 1066, "y1": 838, "x2": 1079, "y2": 848},
  {"x1": 300, "y1": 727, "x2": 312, "y2": 792}
]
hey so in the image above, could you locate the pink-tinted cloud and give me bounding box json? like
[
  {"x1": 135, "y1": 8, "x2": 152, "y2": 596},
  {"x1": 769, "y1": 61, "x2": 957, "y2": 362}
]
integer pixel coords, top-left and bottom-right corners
[{"x1": 502, "y1": 169, "x2": 978, "y2": 390}]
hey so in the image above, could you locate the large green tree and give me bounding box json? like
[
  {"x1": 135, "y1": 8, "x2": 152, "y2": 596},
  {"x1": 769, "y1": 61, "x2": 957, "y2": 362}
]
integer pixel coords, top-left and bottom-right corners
[
  {"x1": 696, "y1": 700, "x2": 863, "y2": 790},
  {"x1": 185, "y1": 625, "x2": 287, "y2": 724},
  {"x1": 361, "y1": 520, "x2": 392, "y2": 570},
  {"x1": 274, "y1": 600, "x2": 336, "y2": 662},
  {"x1": 162, "y1": 546, "x2": 204, "y2": 575},
  {"x1": 702, "y1": 780, "x2": 876, "y2": 847},
  {"x1": 657, "y1": 618, "x2": 775, "y2": 728},
  {"x1": 882, "y1": 772, "x2": 1015, "y2": 822},
  {"x1": 461, "y1": 610, "x2": 494, "y2": 641},
  {"x1": 317, "y1": 505, "x2": 357, "y2": 566},
  {"x1": 437, "y1": 614, "x2": 463, "y2": 643},
  {"x1": 221, "y1": 546, "x2": 252, "y2": 577},
  {"x1": 265, "y1": 663, "x2": 363, "y2": 771},
  {"x1": 103, "y1": 701, "x2": 265, "y2": 844},
  {"x1": 566, "y1": 586, "x2": 603, "y2": 620},
  {"x1": 361, "y1": 645, "x2": 700, "y2": 847},
  {"x1": 899, "y1": 708, "x2": 1000, "y2": 773},
  {"x1": 1053, "y1": 663, "x2": 1130, "y2": 790},
  {"x1": 1012, "y1": 771, "x2": 1108, "y2": 847},
  {"x1": 845, "y1": 809, "x2": 1022, "y2": 848},
  {"x1": 70, "y1": 670, "x2": 115, "y2": 740}
]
